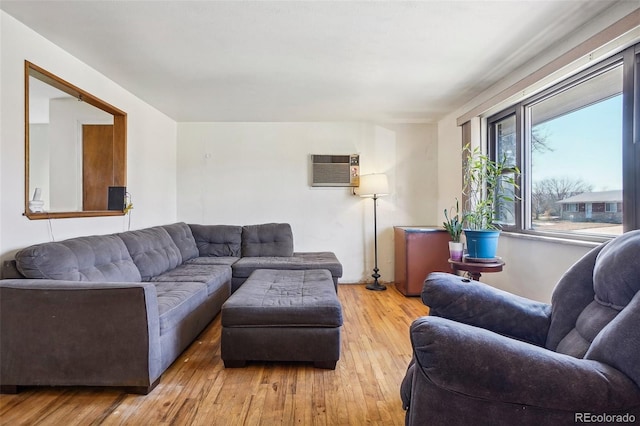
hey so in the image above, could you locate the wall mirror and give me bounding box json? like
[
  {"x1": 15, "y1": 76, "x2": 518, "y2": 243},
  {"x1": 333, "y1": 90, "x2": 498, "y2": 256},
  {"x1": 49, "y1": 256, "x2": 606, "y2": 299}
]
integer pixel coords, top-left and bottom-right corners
[{"x1": 25, "y1": 61, "x2": 127, "y2": 219}]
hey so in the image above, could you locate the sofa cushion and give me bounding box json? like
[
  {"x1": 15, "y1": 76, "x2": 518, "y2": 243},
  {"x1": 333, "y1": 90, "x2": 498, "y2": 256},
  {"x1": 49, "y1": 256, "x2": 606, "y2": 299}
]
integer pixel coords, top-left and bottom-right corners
[
  {"x1": 152, "y1": 264, "x2": 232, "y2": 296},
  {"x1": 241, "y1": 223, "x2": 294, "y2": 257},
  {"x1": 185, "y1": 256, "x2": 240, "y2": 267},
  {"x1": 232, "y1": 252, "x2": 343, "y2": 279},
  {"x1": 15, "y1": 235, "x2": 141, "y2": 282},
  {"x1": 162, "y1": 222, "x2": 199, "y2": 263},
  {"x1": 117, "y1": 227, "x2": 182, "y2": 281},
  {"x1": 189, "y1": 224, "x2": 242, "y2": 257},
  {"x1": 154, "y1": 281, "x2": 208, "y2": 334},
  {"x1": 222, "y1": 269, "x2": 342, "y2": 327}
]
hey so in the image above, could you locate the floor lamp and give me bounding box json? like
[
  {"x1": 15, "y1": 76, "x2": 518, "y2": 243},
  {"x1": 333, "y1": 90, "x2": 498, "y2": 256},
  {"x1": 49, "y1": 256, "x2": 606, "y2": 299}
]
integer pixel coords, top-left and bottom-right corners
[{"x1": 359, "y1": 173, "x2": 389, "y2": 291}]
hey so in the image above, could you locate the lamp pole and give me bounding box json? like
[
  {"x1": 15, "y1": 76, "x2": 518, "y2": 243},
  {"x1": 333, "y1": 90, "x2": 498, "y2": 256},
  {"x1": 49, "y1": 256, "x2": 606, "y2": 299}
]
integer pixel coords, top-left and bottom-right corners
[{"x1": 366, "y1": 193, "x2": 386, "y2": 291}]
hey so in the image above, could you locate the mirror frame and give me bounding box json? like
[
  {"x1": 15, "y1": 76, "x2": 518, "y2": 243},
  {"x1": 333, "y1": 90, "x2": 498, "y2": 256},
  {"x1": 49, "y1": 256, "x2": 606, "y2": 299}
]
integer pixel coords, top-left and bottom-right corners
[{"x1": 24, "y1": 61, "x2": 127, "y2": 219}]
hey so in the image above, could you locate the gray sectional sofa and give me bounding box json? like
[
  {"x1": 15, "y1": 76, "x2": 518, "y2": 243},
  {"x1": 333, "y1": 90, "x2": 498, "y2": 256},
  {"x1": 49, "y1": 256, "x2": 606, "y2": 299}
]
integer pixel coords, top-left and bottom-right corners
[{"x1": 0, "y1": 222, "x2": 342, "y2": 394}]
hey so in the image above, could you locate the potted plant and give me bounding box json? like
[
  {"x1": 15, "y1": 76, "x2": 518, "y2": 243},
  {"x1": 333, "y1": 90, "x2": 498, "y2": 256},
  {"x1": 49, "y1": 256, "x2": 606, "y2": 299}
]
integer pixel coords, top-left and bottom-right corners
[
  {"x1": 462, "y1": 144, "x2": 519, "y2": 260},
  {"x1": 443, "y1": 199, "x2": 464, "y2": 261}
]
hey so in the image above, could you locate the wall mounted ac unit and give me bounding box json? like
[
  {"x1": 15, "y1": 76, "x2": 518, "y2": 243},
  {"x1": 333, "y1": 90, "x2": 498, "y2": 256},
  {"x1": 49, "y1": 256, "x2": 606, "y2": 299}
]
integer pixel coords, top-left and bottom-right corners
[{"x1": 311, "y1": 154, "x2": 359, "y2": 187}]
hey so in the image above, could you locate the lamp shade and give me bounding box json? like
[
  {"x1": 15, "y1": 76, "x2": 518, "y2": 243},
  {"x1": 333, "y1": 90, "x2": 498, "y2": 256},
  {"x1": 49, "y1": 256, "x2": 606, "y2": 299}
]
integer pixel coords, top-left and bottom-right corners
[{"x1": 358, "y1": 173, "x2": 389, "y2": 197}]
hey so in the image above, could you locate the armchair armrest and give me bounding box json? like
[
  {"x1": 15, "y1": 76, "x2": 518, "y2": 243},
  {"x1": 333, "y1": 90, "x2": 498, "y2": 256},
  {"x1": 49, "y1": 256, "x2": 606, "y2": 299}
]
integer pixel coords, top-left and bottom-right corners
[
  {"x1": 409, "y1": 316, "x2": 640, "y2": 412},
  {"x1": 423, "y1": 272, "x2": 551, "y2": 346},
  {"x1": 0, "y1": 280, "x2": 162, "y2": 393}
]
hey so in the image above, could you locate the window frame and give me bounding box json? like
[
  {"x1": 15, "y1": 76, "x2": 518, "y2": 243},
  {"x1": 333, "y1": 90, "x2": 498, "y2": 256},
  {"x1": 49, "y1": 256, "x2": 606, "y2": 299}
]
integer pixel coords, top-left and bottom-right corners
[
  {"x1": 485, "y1": 43, "x2": 639, "y2": 242},
  {"x1": 487, "y1": 109, "x2": 521, "y2": 228}
]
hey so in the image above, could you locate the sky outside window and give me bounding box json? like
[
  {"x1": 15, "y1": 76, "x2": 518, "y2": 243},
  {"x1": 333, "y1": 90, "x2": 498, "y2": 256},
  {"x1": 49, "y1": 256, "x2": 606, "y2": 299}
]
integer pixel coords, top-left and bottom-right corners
[
  {"x1": 532, "y1": 95, "x2": 622, "y2": 192},
  {"x1": 529, "y1": 66, "x2": 623, "y2": 236}
]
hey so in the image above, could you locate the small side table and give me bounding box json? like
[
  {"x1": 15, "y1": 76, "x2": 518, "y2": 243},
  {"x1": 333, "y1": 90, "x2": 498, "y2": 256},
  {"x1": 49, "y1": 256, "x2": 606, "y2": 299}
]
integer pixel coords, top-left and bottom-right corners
[{"x1": 448, "y1": 257, "x2": 505, "y2": 281}]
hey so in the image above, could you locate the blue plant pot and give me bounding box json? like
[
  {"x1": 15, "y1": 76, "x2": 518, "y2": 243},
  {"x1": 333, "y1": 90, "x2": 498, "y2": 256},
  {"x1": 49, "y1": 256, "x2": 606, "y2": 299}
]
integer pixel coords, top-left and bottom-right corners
[{"x1": 464, "y1": 229, "x2": 501, "y2": 259}]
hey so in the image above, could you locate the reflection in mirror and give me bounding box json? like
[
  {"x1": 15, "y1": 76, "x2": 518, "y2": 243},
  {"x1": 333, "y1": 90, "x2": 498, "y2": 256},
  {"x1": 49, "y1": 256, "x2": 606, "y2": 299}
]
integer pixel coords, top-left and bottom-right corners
[{"x1": 25, "y1": 61, "x2": 127, "y2": 219}]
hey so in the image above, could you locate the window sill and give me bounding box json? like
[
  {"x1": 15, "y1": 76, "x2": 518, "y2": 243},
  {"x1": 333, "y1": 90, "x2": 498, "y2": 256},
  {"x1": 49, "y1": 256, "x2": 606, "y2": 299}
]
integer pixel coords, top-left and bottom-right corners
[{"x1": 500, "y1": 231, "x2": 606, "y2": 249}]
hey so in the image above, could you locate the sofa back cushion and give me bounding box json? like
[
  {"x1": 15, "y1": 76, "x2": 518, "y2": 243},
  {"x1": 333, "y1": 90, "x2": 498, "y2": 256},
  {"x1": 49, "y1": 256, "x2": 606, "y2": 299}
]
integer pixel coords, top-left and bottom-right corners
[
  {"x1": 162, "y1": 222, "x2": 199, "y2": 262},
  {"x1": 117, "y1": 227, "x2": 181, "y2": 281},
  {"x1": 241, "y1": 223, "x2": 294, "y2": 257},
  {"x1": 15, "y1": 235, "x2": 141, "y2": 282},
  {"x1": 189, "y1": 224, "x2": 242, "y2": 257}
]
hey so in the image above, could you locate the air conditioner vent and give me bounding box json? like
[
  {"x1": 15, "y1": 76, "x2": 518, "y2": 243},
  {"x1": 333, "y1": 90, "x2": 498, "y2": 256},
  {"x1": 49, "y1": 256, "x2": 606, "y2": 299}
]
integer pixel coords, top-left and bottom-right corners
[{"x1": 311, "y1": 154, "x2": 359, "y2": 187}]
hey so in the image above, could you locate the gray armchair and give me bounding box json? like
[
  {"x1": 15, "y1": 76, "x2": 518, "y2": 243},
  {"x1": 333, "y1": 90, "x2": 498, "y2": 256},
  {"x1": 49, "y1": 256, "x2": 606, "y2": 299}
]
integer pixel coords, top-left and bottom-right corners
[{"x1": 401, "y1": 230, "x2": 640, "y2": 425}]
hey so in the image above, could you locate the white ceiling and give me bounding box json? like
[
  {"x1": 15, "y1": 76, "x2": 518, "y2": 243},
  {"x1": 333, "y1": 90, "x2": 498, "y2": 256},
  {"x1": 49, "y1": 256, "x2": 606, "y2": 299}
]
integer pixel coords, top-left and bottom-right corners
[{"x1": 1, "y1": 1, "x2": 630, "y2": 123}]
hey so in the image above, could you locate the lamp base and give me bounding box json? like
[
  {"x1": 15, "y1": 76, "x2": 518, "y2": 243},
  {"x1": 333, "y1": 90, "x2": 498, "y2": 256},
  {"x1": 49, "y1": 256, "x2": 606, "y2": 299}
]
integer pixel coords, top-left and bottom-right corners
[
  {"x1": 366, "y1": 268, "x2": 386, "y2": 291},
  {"x1": 366, "y1": 282, "x2": 387, "y2": 291}
]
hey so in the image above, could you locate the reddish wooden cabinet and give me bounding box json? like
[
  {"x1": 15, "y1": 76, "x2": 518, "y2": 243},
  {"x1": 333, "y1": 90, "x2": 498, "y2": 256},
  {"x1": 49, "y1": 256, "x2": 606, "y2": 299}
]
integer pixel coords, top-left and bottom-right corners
[{"x1": 394, "y1": 227, "x2": 451, "y2": 296}]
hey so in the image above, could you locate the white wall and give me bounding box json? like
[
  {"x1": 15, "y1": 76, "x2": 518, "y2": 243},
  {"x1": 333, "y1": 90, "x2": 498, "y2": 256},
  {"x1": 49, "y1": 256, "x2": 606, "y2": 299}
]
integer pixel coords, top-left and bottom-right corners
[
  {"x1": 490, "y1": 235, "x2": 597, "y2": 302},
  {"x1": 177, "y1": 122, "x2": 437, "y2": 283},
  {"x1": 0, "y1": 11, "x2": 178, "y2": 268}
]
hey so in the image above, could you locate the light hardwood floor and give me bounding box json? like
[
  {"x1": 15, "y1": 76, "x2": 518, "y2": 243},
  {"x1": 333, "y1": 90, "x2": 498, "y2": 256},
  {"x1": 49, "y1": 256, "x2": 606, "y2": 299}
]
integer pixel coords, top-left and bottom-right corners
[{"x1": 0, "y1": 284, "x2": 428, "y2": 426}]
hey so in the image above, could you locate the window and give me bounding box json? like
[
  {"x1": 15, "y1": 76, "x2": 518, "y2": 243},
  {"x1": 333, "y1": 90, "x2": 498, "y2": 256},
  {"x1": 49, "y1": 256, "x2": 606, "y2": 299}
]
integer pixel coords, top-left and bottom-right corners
[
  {"x1": 490, "y1": 114, "x2": 518, "y2": 227},
  {"x1": 487, "y1": 43, "x2": 640, "y2": 240},
  {"x1": 565, "y1": 204, "x2": 579, "y2": 213}
]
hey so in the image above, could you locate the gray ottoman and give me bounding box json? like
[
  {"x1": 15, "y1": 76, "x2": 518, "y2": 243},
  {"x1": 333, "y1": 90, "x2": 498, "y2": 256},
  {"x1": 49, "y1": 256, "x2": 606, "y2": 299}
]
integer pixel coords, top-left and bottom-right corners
[{"x1": 221, "y1": 269, "x2": 343, "y2": 369}]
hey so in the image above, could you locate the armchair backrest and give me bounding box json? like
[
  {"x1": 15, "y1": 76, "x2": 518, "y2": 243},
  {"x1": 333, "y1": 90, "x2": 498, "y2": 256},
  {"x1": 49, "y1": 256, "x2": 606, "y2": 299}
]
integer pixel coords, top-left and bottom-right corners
[
  {"x1": 547, "y1": 230, "x2": 640, "y2": 386},
  {"x1": 545, "y1": 244, "x2": 606, "y2": 355}
]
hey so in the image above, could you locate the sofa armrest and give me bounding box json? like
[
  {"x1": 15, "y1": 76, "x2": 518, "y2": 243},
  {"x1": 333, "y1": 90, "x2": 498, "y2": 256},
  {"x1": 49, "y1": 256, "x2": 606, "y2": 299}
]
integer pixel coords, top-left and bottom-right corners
[
  {"x1": 422, "y1": 272, "x2": 551, "y2": 346},
  {"x1": 408, "y1": 316, "x2": 640, "y2": 412},
  {"x1": 0, "y1": 280, "x2": 162, "y2": 393}
]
